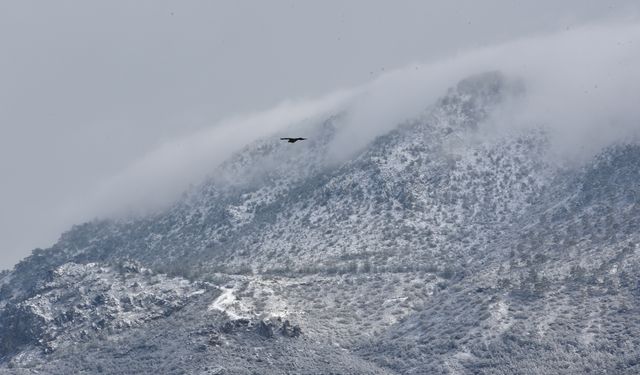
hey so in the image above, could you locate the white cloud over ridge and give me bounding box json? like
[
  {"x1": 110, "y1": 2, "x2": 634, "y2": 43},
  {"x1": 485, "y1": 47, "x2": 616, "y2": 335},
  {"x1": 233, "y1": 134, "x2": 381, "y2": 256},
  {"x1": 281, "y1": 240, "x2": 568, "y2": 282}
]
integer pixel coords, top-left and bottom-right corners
[
  {"x1": 333, "y1": 21, "x2": 640, "y2": 163},
  {"x1": 78, "y1": 21, "x2": 640, "y2": 223},
  {"x1": 85, "y1": 89, "x2": 358, "y2": 218}
]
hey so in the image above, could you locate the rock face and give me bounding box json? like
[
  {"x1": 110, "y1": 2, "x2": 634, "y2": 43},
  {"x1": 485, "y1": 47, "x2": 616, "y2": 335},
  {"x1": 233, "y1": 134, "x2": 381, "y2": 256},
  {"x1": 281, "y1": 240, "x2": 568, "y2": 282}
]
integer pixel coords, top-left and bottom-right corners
[
  {"x1": 0, "y1": 262, "x2": 205, "y2": 356},
  {"x1": 256, "y1": 320, "x2": 274, "y2": 338},
  {"x1": 280, "y1": 320, "x2": 301, "y2": 338},
  {"x1": 1, "y1": 71, "x2": 640, "y2": 374}
]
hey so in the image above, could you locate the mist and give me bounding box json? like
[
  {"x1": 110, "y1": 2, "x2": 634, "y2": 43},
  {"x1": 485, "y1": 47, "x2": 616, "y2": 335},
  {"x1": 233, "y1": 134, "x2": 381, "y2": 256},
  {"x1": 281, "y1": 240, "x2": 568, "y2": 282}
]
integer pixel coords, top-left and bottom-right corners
[
  {"x1": 80, "y1": 21, "x2": 640, "y2": 221},
  {"x1": 333, "y1": 21, "x2": 640, "y2": 165},
  {"x1": 85, "y1": 89, "x2": 357, "y2": 218}
]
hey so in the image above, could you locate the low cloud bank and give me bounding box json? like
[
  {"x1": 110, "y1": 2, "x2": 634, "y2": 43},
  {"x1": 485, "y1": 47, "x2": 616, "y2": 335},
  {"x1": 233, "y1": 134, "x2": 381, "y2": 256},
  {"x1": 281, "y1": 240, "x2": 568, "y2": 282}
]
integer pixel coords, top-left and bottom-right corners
[
  {"x1": 85, "y1": 20, "x2": 640, "y2": 220},
  {"x1": 85, "y1": 89, "x2": 357, "y2": 218},
  {"x1": 332, "y1": 21, "x2": 640, "y2": 164}
]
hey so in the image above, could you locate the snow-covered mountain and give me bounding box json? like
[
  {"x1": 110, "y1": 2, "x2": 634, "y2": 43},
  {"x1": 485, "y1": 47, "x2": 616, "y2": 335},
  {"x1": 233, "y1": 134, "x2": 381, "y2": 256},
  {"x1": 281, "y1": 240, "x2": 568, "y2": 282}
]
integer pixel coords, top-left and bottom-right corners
[{"x1": 2, "y1": 71, "x2": 640, "y2": 374}]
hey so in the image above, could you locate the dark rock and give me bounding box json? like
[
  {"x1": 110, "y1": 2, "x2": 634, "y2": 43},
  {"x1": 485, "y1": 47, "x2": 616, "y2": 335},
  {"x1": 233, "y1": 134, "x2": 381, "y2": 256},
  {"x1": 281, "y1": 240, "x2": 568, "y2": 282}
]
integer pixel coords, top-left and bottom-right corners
[
  {"x1": 256, "y1": 320, "x2": 274, "y2": 338},
  {"x1": 208, "y1": 334, "x2": 222, "y2": 346},
  {"x1": 220, "y1": 322, "x2": 235, "y2": 334},
  {"x1": 234, "y1": 318, "x2": 250, "y2": 327},
  {"x1": 280, "y1": 320, "x2": 301, "y2": 338}
]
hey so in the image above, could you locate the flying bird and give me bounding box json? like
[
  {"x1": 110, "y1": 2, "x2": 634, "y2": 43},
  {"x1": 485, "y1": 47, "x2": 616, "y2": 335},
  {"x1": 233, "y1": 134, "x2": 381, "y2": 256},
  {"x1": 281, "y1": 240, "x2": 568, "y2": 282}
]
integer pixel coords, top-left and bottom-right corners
[{"x1": 280, "y1": 137, "x2": 307, "y2": 143}]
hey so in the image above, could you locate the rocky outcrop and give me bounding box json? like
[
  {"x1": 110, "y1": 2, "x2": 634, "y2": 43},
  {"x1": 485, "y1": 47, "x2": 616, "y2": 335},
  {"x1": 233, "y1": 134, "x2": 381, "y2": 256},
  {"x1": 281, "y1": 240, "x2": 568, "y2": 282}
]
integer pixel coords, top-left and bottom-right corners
[{"x1": 0, "y1": 262, "x2": 205, "y2": 356}]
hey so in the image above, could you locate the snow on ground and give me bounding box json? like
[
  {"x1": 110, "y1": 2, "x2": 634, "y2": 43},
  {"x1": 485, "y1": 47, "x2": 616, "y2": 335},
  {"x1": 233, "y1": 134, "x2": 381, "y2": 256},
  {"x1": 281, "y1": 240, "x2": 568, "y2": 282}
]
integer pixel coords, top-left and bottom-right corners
[
  {"x1": 207, "y1": 277, "x2": 300, "y2": 320},
  {"x1": 208, "y1": 286, "x2": 251, "y2": 320}
]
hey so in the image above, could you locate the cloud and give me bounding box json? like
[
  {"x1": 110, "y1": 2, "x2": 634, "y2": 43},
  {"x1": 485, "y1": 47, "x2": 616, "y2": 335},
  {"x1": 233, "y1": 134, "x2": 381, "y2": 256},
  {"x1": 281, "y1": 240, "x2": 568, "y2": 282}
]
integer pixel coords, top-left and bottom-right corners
[
  {"x1": 78, "y1": 20, "x2": 640, "y2": 221},
  {"x1": 81, "y1": 89, "x2": 357, "y2": 218},
  {"x1": 491, "y1": 22, "x2": 640, "y2": 163},
  {"x1": 330, "y1": 21, "x2": 640, "y2": 164}
]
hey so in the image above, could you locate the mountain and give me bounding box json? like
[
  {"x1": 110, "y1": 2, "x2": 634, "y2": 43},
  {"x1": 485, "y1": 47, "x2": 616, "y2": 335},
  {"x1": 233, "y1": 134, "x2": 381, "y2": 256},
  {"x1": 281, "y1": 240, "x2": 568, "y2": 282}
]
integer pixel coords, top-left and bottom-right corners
[{"x1": 1, "y1": 71, "x2": 639, "y2": 374}]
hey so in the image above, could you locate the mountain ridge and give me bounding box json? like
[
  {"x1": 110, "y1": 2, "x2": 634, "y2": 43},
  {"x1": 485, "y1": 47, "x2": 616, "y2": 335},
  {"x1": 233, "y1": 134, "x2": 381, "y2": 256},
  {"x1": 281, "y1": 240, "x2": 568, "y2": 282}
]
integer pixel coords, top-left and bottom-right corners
[{"x1": 2, "y1": 71, "x2": 640, "y2": 374}]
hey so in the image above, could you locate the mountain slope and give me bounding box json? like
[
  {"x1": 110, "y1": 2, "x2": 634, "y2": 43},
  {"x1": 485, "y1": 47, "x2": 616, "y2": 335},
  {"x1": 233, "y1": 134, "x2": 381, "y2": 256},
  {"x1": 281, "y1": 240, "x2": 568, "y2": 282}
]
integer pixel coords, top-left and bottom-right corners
[{"x1": 1, "y1": 71, "x2": 639, "y2": 374}]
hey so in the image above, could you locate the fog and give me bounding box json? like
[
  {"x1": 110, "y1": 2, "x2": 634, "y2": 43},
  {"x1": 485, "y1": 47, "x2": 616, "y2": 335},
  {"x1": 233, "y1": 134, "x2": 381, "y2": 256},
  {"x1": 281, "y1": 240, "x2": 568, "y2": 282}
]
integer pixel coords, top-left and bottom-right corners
[
  {"x1": 88, "y1": 21, "x2": 640, "y2": 217},
  {"x1": 1, "y1": 1, "x2": 639, "y2": 269},
  {"x1": 334, "y1": 22, "x2": 640, "y2": 164},
  {"x1": 88, "y1": 89, "x2": 357, "y2": 217}
]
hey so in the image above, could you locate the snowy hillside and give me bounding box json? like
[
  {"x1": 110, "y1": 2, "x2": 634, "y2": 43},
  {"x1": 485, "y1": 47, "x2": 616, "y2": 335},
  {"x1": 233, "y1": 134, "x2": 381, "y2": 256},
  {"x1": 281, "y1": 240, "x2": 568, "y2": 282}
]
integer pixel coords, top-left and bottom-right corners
[{"x1": 1, "y1": 71, "x2": 640, "y2": 374}]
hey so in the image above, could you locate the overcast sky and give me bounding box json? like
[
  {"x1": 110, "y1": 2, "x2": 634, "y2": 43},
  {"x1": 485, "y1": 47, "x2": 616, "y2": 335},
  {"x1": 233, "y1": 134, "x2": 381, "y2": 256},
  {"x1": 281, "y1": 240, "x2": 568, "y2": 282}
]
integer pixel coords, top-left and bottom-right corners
[{"x1": 1, "y1": 1, "x2": 638, "y2": 269}]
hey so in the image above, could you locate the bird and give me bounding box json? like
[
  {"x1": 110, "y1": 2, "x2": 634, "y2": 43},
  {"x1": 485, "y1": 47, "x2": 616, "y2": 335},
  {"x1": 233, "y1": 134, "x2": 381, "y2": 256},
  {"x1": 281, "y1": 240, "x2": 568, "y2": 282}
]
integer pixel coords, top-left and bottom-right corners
[{"x1": 280, "y1": 137, "x2": 307, "y2": 143}]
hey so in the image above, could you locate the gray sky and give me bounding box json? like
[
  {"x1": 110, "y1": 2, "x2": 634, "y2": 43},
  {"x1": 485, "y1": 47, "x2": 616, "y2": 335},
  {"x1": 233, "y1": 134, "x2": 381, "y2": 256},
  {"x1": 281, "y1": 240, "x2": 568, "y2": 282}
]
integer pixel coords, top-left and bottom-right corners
[{"x1": 1, "y1": 0, "x2": 638, "y2": 269}]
